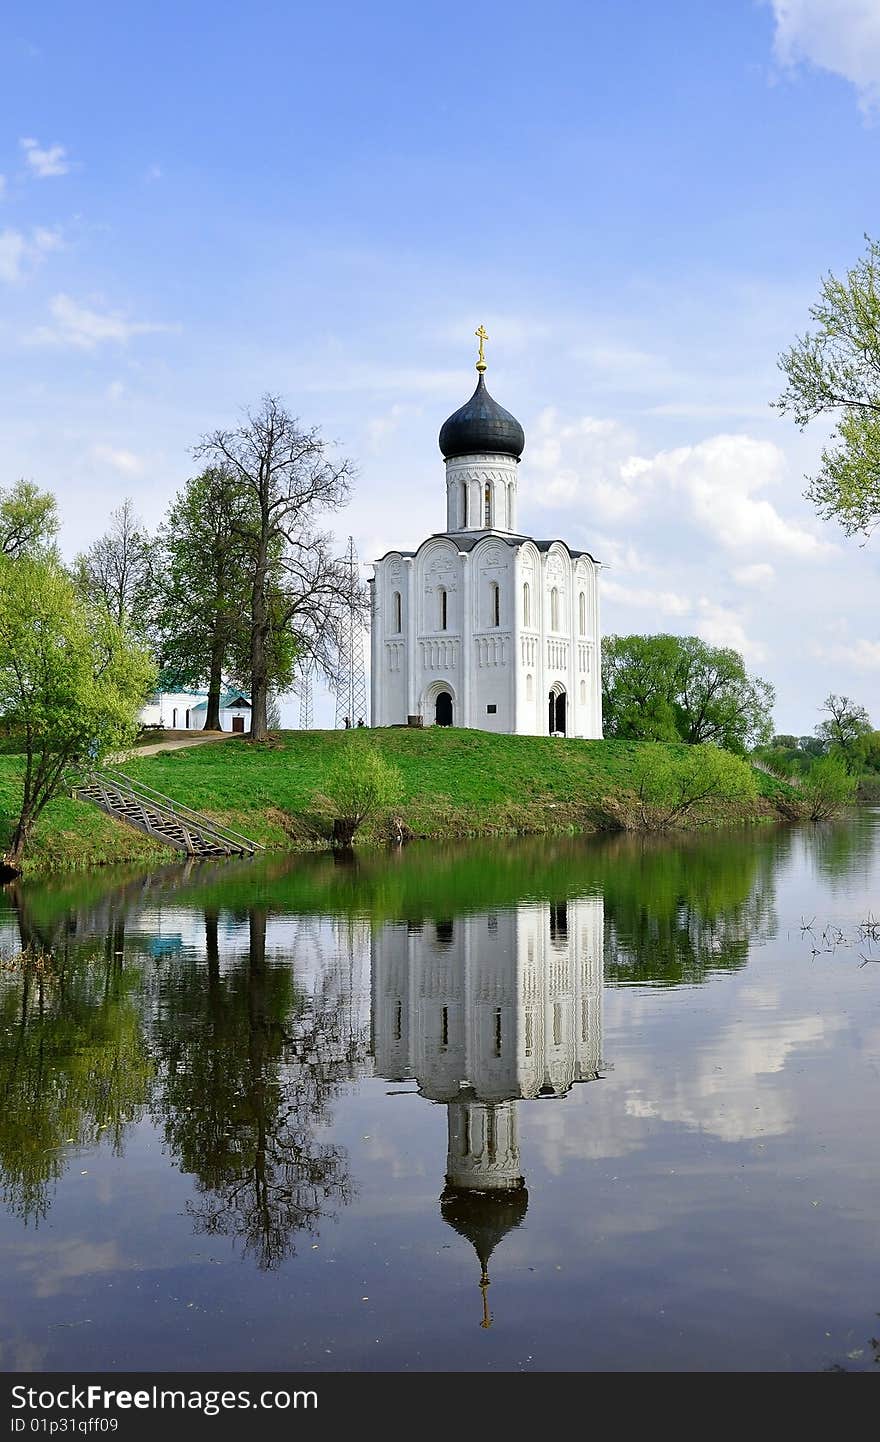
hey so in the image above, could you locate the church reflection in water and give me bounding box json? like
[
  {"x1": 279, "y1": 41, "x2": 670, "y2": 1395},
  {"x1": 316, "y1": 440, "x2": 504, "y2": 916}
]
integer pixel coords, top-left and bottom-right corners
[{"x1": 371, "y1": 896, "x2": 606, "y2": 1325}]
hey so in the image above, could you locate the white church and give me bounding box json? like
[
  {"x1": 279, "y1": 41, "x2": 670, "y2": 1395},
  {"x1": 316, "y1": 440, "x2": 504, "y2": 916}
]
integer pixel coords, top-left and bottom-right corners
[{"x1": 370, "y1": 329, "x2": 602, "y2": 737}]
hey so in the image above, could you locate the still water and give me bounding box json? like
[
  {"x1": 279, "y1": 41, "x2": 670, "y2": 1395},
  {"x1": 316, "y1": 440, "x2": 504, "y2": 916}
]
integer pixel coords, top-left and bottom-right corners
[{"x1": 0, "y1": 817, "x2": 879, "y2": 1373}]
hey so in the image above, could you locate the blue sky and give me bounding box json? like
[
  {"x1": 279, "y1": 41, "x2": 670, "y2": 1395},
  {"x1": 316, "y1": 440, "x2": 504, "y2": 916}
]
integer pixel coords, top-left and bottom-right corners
[{"x1": 2, "y1": 0, "x2": 880, "y2": 730}]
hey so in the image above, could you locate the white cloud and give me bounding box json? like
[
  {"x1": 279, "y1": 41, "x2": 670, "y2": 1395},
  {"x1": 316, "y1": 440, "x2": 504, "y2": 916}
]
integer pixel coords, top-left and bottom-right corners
[
  {"x1": 590, "y1": 535, "x2": 648, "y2": 573},
  {"x1": 769, "y1": 0, "x2": 880, "y2": 113},
  {"x1": 366, "y1": 402, "x2": 408, "y2": 449},
  {"x1": 30, "y1": 294, "x2": 175, "y2": 349},
  {"x1": 0, "y1": 230, "x2": 26, "y2": 284},
  {"x1": 20, "y1": 136, "x2": 71, "y2": 178},
  {"x1": 92, "y1": 445, "x2": 145, "y2": 475},
  {"x1": 731, "y1": 562, "x2": 776, "y2": 588},
  {"x1": 816, "y1": 637, "x2": 880, "y2": 670},
  {"x1": 528, "y1": 413, "x2": 826, "y2": 558},
  {"x1": 623, "y1": 1008, "x2": 835, "y2": 1143},
  {"x1": 696, "y1": 598, "x2": 767, "y2": 662},
  {"x1": 0, "y1": 226, "x2": 61, "y2": 284},
  {"x1": 647, "y1": 434, "x2": 829, "y2": 556},
  {"x1": 528, "y1": 409, "x2": 646, "y2": 519},
  {"x1": 602, "y1": 577, "x2": 692, "y2": 617}
]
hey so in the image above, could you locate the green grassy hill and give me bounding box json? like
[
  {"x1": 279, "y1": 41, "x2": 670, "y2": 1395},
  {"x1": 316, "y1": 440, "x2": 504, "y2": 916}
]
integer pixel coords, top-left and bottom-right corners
[{"x1": 0, "y1": 728, "x2": 795, "y2": 872}]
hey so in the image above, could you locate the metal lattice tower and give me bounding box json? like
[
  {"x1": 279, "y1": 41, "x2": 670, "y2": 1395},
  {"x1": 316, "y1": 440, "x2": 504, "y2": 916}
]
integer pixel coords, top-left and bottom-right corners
[
  {"x1": 297, "y1": 663, "x2": 314, "y2": 730},
  {"x1": 334, "y1": 537, "x2": 368, "y2": 729}
]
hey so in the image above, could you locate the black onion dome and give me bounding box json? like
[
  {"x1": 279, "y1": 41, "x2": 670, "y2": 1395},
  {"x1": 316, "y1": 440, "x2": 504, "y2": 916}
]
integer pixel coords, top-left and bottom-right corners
[
  {"x1": 439, "y1": 373, "x2": 525, "y2": 461},
  {"x1": 440, "y1": 1184, "x2": 529, "y2": 1275}
]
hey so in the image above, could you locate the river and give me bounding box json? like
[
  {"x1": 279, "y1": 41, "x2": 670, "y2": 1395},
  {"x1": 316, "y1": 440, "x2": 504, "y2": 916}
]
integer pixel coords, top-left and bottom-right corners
[{"x1": 0, "y1": 816, "x2": 878, "y2": 1372}]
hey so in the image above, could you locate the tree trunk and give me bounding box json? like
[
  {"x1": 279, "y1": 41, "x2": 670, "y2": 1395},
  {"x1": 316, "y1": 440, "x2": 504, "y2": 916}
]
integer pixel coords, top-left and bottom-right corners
[
  {"x1": 249, "y1": 606, "x2": 269, "y2": 743},
  {"x1": 250, "y1": 633, "x2": 269, "y2": 742},
  {"x1": 249, "y1": 540, "x2": 270, "y2": 742},
  {"x1": 6, "y1": 814, "x2": 32, "y2": 866},
  {"x1": 203, "y1": 624, "x2": 225, "y2": 731}
]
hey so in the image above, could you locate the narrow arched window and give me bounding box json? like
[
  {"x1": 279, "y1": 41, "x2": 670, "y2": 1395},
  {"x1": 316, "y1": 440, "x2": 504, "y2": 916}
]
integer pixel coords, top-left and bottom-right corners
[
  {"x1": 484, "y1": 482, "x2": 492, "y2": 528},
  {"x1": 551, "y1": 587, "x2": 559, "y2": 631},
  {"x1": 526, "y1": 673, "x2": 534, "y2": 702},
  {"x1": 459, "y1": 479, "x2": 467, "y2": 527},
  {"x1": 579, "y1": 591, "x2": 586, "y2": 636},
  {"x1": 491, "y1": 582, "x2": 500, "y2": 628},
  {"x1": 523, "y1": 581, "x2": 531, "y2": 627},
  {"x1": 439, "y1": 587, "x2": 447, "y2": 631},
  {"x1": 393, "y1": 591, "x2": 402, "y2": 633}
]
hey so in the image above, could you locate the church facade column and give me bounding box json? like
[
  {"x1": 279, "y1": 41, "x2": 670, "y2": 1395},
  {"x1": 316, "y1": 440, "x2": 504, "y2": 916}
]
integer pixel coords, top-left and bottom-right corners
[
  {"x1": 369, "y1": 577, "x2": 380, "y2": 726},
  {"x1": 405, "y1": 557, "x2": 417, "y2": 719},
  {"x1": 460, "y1": 553, "x2": 472, "y2": 727}
]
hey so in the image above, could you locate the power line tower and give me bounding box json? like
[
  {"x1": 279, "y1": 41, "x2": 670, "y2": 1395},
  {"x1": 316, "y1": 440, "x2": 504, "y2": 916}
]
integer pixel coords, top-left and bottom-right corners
[
  {"x1": 297, "y1": 663, "x2": 314, "y2": 730},
  {"x1": 334, "y1": 537, "x2": 368, "y2": 729}
]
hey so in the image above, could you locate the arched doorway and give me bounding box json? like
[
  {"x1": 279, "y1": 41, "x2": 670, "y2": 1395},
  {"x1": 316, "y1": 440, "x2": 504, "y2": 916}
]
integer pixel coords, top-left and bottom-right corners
[
  {"x1": 548, "y1": 688, "x2": 566, "y2": 736},
  {"x1": 435, "y1": 691, "x2": 454, "y2": 727}
]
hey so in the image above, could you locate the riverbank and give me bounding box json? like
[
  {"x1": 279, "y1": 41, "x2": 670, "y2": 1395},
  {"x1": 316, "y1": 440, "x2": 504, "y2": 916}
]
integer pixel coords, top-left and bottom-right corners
[{"x1": 0, "y1": 728, "x2": 798, "y2": 873}]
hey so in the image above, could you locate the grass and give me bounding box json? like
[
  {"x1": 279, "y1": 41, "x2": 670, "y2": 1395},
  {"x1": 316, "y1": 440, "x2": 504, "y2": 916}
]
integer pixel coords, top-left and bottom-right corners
[{"x1": 0, "y1": 728, "x2": 799, "y2": 873}]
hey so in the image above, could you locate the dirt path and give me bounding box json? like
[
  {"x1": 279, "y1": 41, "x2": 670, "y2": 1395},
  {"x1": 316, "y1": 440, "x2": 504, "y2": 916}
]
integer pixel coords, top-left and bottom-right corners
[{"x1": 115, "y1": 731, "x2": 241, "y2": 760}]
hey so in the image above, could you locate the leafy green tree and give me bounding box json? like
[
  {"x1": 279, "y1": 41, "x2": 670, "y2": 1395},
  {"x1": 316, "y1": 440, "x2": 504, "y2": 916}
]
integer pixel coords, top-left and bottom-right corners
[
  {"x1": 816, "y1": 693, "x2": 871, "y2": 768},
  {"x1": 775, "y1": 233, "x2": 880, "y2": 537},
  {"x1": 0, "y1": 556, "x2": 155, "y2": 865},
  {"x1": 319, "y1": 740, "x2": 404, "y2": 846},
  {"x1": 626, "y1": 744, "x2": 757, "y2": 830},
  {"x1": 0, "y1": 480, "x2": 58, "y2": 559},
  {"x1": 154, "y1": 469, "x2": 254, "y2": 730},
  {"x1": 193, "y1": 395, "x2": 358, "y2": 741},
  {"x1": 73, "y1": 498, "x2": 156, "y2": 640},
  {"x1": 849, "y1": 729, "x2": 880, "y2": 774},
  {"x1": 602, "y1": 634, "x2": 774, "y2": 751},
  {"x1": 800, "y1": 755, "x2": 857, "y2": 821},
  {"x1": 601, "y1": 634, "x2": 681, "y2": 740}
]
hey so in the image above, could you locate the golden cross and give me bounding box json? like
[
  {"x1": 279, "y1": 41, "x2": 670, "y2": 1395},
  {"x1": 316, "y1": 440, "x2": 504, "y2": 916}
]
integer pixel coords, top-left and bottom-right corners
[{"x1": 475, "y1": 324, "x2": 489, "y2": 373}]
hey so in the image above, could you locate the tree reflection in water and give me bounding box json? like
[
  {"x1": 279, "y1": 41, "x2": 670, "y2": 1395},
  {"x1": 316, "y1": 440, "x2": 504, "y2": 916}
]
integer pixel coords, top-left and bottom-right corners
[
  {"x1": 152, "y1": 907, "x2": 360, "y2": 1270},
  {"x1": 0, "y1": 822, "x2": 794, "y2": 1264}
]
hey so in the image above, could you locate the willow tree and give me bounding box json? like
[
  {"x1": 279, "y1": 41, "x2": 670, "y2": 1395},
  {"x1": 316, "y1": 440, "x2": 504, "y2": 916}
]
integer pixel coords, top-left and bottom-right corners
[
  {"x1": 193, "y1": 395, "x2": 358, "y2": 741},
  {"x1": 0, "y1": 555, "x2": 155, "y2": 867}
]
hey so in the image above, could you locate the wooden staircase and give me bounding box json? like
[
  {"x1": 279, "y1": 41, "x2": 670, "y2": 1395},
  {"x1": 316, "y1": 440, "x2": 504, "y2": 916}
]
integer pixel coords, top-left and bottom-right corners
[{"x1": 72, "y1": 768, "x2": 264, "y2": 858}]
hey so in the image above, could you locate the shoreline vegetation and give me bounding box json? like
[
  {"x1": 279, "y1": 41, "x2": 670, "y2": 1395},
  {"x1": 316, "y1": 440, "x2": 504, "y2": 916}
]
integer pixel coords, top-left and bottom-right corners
[{"x1": 0, "y1": 728, "x2": 807, "y2": 875}]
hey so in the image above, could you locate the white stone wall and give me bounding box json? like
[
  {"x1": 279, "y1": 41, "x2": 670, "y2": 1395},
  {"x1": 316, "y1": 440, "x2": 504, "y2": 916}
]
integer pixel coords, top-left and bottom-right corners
[
  {"x1": 445, "y1": 452, "x2": 519, "y2": 533},
  {"x1": 138, "y1": 691, "x2": 206, "y2": 730},
  {"x1": 370, "y1": 896, "x2": 606, "y2": 1105}
]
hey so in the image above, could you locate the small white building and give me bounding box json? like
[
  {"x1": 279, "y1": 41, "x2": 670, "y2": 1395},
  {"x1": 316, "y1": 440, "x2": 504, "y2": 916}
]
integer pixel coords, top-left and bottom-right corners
[
  {"x1": 370, "y1": 337, "x2": 602, "y2": 736},
  {"x1": 139, "y1": 689, "x2": 252, "y2": 733}
]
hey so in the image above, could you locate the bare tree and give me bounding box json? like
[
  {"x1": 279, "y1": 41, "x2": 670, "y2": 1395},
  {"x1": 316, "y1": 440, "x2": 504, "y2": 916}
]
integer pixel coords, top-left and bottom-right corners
[
  {"x1": 194, "y1": 396, "x2": 358, "y2": 741},
  {"x1": 74, "y1": 498, "x2": 156, "y2": 639}
]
